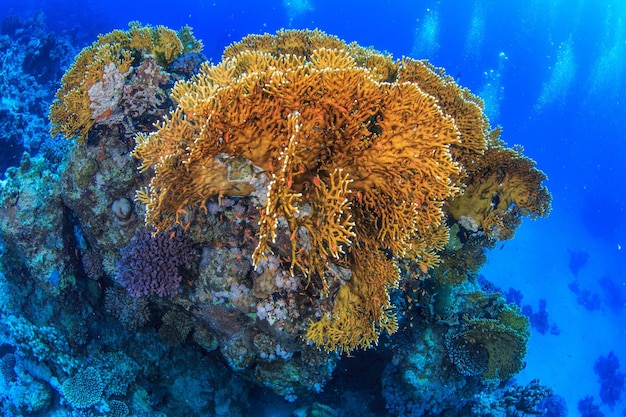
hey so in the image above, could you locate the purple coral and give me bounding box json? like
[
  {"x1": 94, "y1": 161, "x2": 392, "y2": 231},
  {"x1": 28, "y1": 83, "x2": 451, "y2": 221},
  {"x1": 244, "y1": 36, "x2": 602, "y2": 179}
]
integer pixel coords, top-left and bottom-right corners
[{"x1": 115, "y1": 228, "x2": 195, "y2": 298}]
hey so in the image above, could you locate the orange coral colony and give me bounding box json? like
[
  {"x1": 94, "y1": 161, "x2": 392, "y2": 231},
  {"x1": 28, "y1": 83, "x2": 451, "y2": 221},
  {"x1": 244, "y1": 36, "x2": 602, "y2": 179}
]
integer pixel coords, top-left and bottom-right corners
[
  {"x1": 132, "y1": 29, "x2": 551, "y2": 352},
  {"x1": 49, "y1": 23, "x2": 202, "y2": 143}
]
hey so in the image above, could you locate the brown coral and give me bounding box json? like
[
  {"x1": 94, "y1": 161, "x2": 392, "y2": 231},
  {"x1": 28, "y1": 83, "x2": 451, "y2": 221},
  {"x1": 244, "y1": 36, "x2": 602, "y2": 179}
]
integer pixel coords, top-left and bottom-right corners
[{"x1": 159, "y1": 310, "x2": 194, "y2": 346}]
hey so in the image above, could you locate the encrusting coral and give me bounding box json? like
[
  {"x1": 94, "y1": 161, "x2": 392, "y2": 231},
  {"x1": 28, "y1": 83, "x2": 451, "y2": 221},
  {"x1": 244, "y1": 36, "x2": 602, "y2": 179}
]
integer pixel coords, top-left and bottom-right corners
[
  {"x1": 46, "y1": 24, "x2": 550, "y2": 361},
  {"x1": 49, "y1": 22, "x2": 202, "y2": 143},
  {"x1": 131, "y1": 29, "x2": 551, "y2": 352}
]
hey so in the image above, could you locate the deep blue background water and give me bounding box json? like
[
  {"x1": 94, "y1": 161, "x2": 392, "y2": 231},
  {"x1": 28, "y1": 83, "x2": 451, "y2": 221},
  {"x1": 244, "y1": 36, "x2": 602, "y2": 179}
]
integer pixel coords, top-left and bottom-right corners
[{"x1": 1, "y1": 0, "x2": 625, "y2": 414}]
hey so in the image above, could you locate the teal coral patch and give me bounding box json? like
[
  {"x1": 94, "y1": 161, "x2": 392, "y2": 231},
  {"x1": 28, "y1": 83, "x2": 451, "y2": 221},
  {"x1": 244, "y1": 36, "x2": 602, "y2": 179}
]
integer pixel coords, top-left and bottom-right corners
[{"x1": 61, "y1": 366, "x2": 104, "y2": 408}]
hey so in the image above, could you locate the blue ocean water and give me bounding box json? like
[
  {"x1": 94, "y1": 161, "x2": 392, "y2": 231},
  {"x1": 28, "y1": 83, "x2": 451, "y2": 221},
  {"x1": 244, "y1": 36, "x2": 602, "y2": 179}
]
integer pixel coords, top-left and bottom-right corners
[{"x1": 0, "y1": 0, "x2": 624, "y2": 416}]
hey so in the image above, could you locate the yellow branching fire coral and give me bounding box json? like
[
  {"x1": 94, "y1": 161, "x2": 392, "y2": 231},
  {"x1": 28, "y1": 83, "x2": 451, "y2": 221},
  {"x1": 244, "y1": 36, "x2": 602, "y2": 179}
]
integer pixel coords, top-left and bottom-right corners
[
  {"x1": 131, "y1": 29, "x2": 549, "y2": 352},
  {"x1": 446, "y1": 133, "x2": 552, "y2": 240},
  {"x1": 49, "y1": 23, "x2": 202, "y2": 143},
  {"x1": 396, "y1": 58, "x2": 490, "y2": 164}
]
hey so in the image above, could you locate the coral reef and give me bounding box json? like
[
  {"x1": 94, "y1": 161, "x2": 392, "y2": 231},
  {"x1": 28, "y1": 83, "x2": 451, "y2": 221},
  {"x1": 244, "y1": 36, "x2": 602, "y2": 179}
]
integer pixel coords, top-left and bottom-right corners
[
  {"x1": 158, "y1": 310, "x2": 194, "y2": 346},
  {"x1": 539, "y1": 394, "x2": 569, "y2": 417},
  {"x1": 108, "y1": 400, "x2": 130, "y2": 417},
  {"x1": 0, "y1": 20, "x2": 555, "y2": 416},
  {"x1": 472, "y1": 379, "x2": 554, "y2": 416},
  {"x1": 55, "y1": 24, "x2": 206, "y2": 291},
  {"x1": 568, "y1": 280, "x2": 603, "y2": 311},
  {"x1": 0, "y1": 154, "x2": 75, "y2": 296},
  {"x1": 0, "y1": 13, "x2": 74, "y2": 171},
  {"x1": 382, "y1": 275, "x2": 544, "y2": 415},
  {"x1": 132, "y1": 28, "x2": 550, "y2": 353},
  {"x1": 522, "y1": 298, "x2": 560, "y2": 335},
  {"x1": 132, "y1": 29, "x2": 468, "y2": 353},
  {"x1": 598, "y1": 275, "x2": 626, "y2": 312}
]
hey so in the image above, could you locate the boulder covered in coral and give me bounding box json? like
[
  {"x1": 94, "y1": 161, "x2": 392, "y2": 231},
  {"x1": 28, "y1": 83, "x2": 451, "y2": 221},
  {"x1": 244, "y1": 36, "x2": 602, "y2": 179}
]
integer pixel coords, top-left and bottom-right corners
[
  {"x1": 132, "y1": 29, "x2": 551, "y2": 354},
  {"x1": 35, "y1": 25, "x2": 552, "y2": 406}
]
